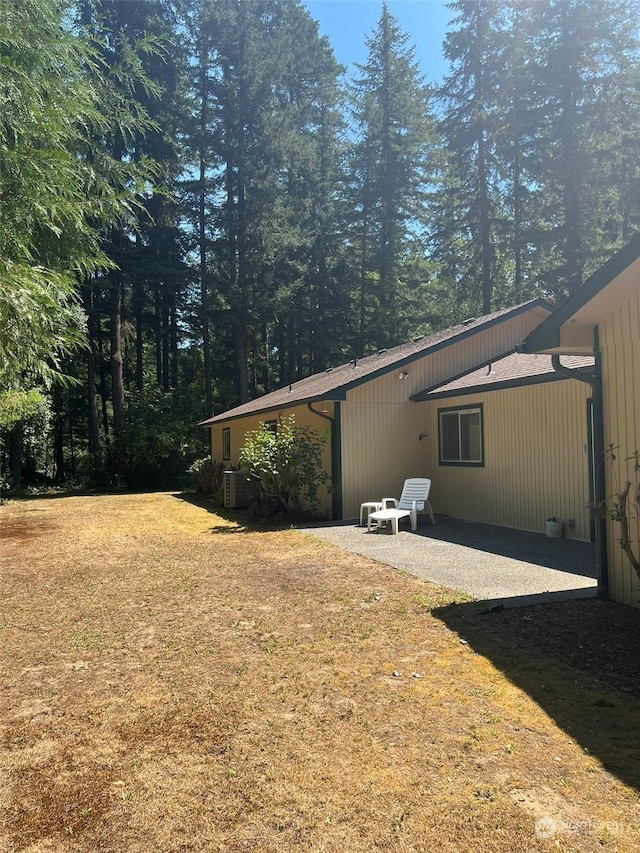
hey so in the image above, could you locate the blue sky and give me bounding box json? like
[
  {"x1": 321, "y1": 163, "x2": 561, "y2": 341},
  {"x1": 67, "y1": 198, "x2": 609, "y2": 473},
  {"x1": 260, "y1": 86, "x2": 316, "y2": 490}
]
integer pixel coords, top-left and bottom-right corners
[{"x1": 304, "y1": 0, "x2": 453, "y2": 84}]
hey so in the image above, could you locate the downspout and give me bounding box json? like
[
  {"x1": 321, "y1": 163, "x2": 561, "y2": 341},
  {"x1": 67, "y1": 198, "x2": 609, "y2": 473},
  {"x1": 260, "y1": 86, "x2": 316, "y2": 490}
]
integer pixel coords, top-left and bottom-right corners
[
  {"x1": 307, "y1": 402, "x2": 343, "y2": 521},
  {"x1": 551, "y1": 338, "x2": 608, "y2": 598}
]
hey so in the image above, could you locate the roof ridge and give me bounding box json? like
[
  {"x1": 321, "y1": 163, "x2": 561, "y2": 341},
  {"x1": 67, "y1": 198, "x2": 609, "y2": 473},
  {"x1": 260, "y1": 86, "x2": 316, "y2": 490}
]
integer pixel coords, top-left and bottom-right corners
[{"x1": 200, "y1": 299, "x2": 553, "y2": 425}]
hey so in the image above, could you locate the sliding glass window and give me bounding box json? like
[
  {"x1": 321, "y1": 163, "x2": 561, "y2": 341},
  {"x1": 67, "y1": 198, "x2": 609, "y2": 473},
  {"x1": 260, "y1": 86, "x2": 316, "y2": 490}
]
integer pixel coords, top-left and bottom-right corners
[{"x1": 438, "y1": 405, "x2": 484, "y2": 466}]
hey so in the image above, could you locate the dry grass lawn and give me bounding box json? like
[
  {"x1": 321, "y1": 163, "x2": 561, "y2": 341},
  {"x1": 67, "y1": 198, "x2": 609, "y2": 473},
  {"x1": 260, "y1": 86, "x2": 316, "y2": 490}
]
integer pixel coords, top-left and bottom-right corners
[{"x1": 1, "y1": 491, "x2": 639, "y2": 852}]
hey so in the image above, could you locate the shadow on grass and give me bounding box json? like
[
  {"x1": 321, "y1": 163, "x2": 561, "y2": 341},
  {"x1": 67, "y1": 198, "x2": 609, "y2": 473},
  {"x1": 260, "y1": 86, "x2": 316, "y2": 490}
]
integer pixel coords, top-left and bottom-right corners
[
  {"x1": 170, "y1": 491, "x2": 299, "y2": 534},
  {"x1": 433, "y1": 597, "x2": 640, "y2": 792}
]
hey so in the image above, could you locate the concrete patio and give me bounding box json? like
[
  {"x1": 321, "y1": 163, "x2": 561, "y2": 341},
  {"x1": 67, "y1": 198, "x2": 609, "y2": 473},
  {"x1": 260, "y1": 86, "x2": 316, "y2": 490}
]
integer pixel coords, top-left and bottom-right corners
[{"x1": 303, "y1": 515, "x2": 598, "y2": 606}]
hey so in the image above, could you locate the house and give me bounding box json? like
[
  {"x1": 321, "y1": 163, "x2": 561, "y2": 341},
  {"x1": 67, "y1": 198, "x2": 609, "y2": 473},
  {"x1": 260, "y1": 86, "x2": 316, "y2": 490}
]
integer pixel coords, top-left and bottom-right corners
[
  {"x1": 411, "y1": 349, "x2": 594, "y2": 544},
  {"x1": 520, "y1": 234, "x2": 640, "y2": 606},
  {"x1": 202, "y1": 298, "x2": 594, "y2": 544}
]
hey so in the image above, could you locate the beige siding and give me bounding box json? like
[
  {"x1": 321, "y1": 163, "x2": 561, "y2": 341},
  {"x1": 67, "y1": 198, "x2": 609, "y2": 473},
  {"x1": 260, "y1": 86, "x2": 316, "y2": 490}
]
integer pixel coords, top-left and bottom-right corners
[
  {"x1": 340, "y1": 308, "x2": 552, "y2": 518},
  {"x1": 209, "y1": 404, "x2": 333, "y2": 516},
  {"x1": 412, "y1": 381, "x2": 592, "y2": 540},
  {"x1": 341, "y1": 400, "x2": 429, "y2": 516},
  {"x1": 599, "y1": 290, "x2": 640, "y2": 605}
]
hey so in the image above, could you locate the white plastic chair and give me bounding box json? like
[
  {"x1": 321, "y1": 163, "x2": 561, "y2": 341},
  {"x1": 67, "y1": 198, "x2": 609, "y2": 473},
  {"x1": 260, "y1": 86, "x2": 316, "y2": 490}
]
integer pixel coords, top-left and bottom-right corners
[{"x1": 381, "y1": 477, "x2": 435, "y2": 531}]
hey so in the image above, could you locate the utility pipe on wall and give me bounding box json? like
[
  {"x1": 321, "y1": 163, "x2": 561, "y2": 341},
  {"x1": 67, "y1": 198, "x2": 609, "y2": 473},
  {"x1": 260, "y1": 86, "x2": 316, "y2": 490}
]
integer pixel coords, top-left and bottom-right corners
[{"x1": 550, "y1": 350, "x2": 608, "y2": 597}]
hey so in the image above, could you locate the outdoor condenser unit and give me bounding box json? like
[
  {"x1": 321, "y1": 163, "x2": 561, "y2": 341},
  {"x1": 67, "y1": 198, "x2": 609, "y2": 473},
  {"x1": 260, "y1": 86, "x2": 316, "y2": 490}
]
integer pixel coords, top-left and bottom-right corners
[{"x1": 223, "y1": 470, "x2": 252, "y2": 509}]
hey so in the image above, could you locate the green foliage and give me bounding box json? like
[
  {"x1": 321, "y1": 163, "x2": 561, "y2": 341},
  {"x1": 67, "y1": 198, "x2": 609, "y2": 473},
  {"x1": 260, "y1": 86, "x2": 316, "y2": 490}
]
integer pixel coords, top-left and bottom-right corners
[
  {"x1": 0, "y1": 390, "x2": 52, "y2": 497},
  {"x1": 188, "y1": 455, "x2": 225, "y2": 502},
  {"x1": 8, "y1": 0, "x2": 640, "y2": 499},
  {"x1": 0, "y1": 0, "x2": 163, "y2": 469},
  {"x1": 0, "y1": 390, "x2": 48, "y2": 431},
  {"x1": 115, "y1": 387, "x2": 200, "y2": 489},
  {"x1": 433, "y1": 0, "x2": 640, "y2": 311},
  {"x1": 349, "y1": 3, "x2": 438, "y2": 351},
  {"x1": 239, "y1": 415, "x2": 329, "y2": 518},
  {"x1": 0, "y1": 0, "x2": 145, "y2": 392}
]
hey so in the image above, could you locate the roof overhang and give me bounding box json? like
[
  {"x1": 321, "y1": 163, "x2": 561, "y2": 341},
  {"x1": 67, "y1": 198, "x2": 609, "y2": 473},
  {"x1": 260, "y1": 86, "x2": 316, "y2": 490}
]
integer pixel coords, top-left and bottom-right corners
[
  {"x1": 520, "y1": 234, "x2": 640, "y2": 355},
  {"x1": 198, "y1": 393, "x2": 345, "y2": 427},
  {"x1": 411, "y1": 351, "x2": 594, "y2": 402},
  {"x1": 413, "y1": 366, "x2": 596, "y2": 401},
  {"x1": 199, "y1": 298, "x2": 554, "y2": 427}
]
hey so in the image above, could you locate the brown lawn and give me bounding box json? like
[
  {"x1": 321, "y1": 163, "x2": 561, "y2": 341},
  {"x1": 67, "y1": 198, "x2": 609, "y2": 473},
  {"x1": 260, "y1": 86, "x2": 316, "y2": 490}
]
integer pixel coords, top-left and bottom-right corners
[{"x1": 1, "y1": 491, "x2": 639, "y2": 852}]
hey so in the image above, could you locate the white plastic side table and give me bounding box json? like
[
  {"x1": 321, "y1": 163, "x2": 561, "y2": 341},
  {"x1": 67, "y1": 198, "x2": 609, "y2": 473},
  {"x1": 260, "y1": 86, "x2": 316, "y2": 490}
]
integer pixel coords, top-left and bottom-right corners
[{"x1": 359, "y1": 501, "x2": 382, "y2": 527}]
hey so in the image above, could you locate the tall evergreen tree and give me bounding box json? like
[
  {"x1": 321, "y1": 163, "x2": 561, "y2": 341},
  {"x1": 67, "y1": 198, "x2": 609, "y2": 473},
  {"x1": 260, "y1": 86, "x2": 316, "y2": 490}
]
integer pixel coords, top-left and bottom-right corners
[
  {"x1": 187, "y1": 0, "x2": 344, "y2": 403},
  {"x1": 526, "y1": 0, "x2": 640, "y2": 296},
  {"x1": 349, "y1": 2, "x2": 437, "y2": 352},
  {"x1": 181, "y1": 0, "x2": 220, "y2": 412},
  {"x1": 76, "y1": 0, "x2": 188, "y2": 460},
  {"x1": 435, "y1": 0, "x2": 507, "y2": 316},
  {"x1": 264, "y1": 5, "x2": 347, "y2": 383},
  {"x1": 0, "y1": 0, "x2": 150, "y2": 451}
]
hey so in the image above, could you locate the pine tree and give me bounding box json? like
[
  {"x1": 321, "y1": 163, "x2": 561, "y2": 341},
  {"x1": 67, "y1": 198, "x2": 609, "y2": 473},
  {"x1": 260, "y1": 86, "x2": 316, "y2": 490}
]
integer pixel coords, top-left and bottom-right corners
[
  {"x1": 76, "y1": 0, "x2": 187, "y2": 452},
  {"x1": 188, "y1": 0, "x2": 345, "y2": 403},
  {"x1": 263, "y1": 4, "x2": 347, "y2": 383},
  {"x1": 349, "y1": 2, "x2": 437, "y2": 352},
  {"x1": 526, "y1": 0, "x2": 640, "y2": 296},
  {"x1": 435, "y1": 0, "x2": 507, "y2": 316}
]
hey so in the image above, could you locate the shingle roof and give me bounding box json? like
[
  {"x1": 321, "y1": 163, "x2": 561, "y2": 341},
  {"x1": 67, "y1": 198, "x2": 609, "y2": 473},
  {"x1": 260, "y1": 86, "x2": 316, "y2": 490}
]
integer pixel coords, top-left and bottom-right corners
[
  {"x1": 411, "y1": 351, "x2": 594, "y2": 401},
  {"x1": 200, "y1": 299, "x2": 552, "y2": 425}
]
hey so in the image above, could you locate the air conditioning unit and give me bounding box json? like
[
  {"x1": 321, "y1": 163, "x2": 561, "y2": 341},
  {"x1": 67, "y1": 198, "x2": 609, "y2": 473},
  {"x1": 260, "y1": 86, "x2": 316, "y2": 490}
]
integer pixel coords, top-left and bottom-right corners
[{"x1": 223, "y1": 470, "x2": 254, "y2": 509}]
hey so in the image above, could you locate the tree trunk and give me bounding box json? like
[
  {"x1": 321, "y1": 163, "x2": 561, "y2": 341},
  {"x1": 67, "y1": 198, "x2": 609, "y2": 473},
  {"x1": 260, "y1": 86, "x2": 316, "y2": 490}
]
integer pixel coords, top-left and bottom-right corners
[
  {"x1": 560, "y1": 5, "x2": 582, "y2": 295},
  {"x1": 110, "y1": 282, "x2": 124, "y2": 436},
  {"x1": 9, "y1": 425, "x2": 22, "y2": 488},
  {"x1": 96, "y1": 297, "x2": 110, "y2": 448},
  {"x1": 153, "y1": 285, "x2": 162, "y2": 387},
  {"x1": 233, "y1": 305, "x2": 249, "y2": 403},
  {"x1": 199, "y1": 49, "x2": 213, "y2": 413},
  {"x1": 170, "y1": 298, "x2": 179, "y2": 391},
  {"x1": 472, "y1": 18, "x2": 492, "y2": 315},
  {"x1": 83, "y1": 287, "x2": 101, "y2": 456},
  {"x1": 358, "y1": 208, "x2": 369, "y2": 359},
  {"x1": 512, "y1": 146, "x2": 523, "y2": 304},
  {"x1": 134, "y1": 278, "x2": 144, "y2": 391},
  {"x1": 162, "y1": 284, "x2": 170, "y2": 392}
]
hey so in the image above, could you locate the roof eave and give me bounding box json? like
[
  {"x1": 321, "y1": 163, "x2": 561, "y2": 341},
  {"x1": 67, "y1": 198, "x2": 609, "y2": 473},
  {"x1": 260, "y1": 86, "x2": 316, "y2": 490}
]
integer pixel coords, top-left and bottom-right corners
[
  {"x1": 520, "y1": 233, "x2": 640, "y2": 355},
  {"x1": 200, "y1": 298, "x2": 555, "y2": 426},
  {"x1": 199, "y1": 391, "x2": 347, "y2": 427},
  {"x1": 341, "y1": 299, "x2": 553, "y2": 394},
  {"x1": 413, "y1": 368, "x2": 596, "y2": 401}
]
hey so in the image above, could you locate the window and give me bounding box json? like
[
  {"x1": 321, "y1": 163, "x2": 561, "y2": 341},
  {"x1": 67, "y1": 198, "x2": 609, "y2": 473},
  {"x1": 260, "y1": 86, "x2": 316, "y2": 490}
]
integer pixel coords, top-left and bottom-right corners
[
  {"x1": 264, "y1": 419, "x2": 277, "y2": 434},
  {"x1": 438, "y1": 405, "x2": 484, "y2": 466},
  {"x1": 222, "y1": 428, "x2": 230, "y2": 461}
]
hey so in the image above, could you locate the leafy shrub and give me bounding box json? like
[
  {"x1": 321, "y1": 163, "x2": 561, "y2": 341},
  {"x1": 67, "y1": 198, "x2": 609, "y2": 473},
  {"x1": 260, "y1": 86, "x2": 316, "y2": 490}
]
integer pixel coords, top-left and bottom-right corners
[
  {"x1": 188, "y1": 455, "x2": 225, "y2": 502},
  {"x1": 239, "y1": 414, "x2": 330, "y2": 518}
]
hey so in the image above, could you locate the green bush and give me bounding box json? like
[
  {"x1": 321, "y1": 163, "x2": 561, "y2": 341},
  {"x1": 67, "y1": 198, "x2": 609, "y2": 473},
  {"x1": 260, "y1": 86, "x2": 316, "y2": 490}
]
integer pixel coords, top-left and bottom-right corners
[
  {"x1": 239, "y1": 414, "x2": 329, "y2": 518},
  {"x1": 188, "y1": 455, "x2": 225, "y2": 502}
]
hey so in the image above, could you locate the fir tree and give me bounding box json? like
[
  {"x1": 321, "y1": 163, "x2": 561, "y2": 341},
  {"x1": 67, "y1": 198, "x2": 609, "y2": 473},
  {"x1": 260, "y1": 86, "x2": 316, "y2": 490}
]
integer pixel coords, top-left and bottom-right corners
[{"x1": 349, "y1": 2, "x2": 437, "y2": 352}]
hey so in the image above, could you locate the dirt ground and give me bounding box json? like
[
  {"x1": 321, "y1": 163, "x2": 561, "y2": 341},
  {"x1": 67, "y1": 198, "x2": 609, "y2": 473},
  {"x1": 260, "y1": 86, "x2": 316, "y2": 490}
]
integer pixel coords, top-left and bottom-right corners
[
  {"x1": 445, "y1": 594, "x2": 640, "y2": 700},
  {"x1": 1, "y1": 492, "x2": 639, "y2": 852}
]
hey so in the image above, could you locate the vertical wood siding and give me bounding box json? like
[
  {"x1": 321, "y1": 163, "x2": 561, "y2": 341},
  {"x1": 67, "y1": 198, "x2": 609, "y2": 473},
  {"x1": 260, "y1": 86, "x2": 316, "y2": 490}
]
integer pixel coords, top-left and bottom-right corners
[
  {"x1": 600, "y1": 291, "x2": 640, "y2": 605},
  {"x1": 340, "y1": 308, "x2": 553, "y2": 518},
  {"x1": 415, "y1": 381, "x2": 591, "y2": 541},
  {"x1": 341, "y1": 399, "x2": 429, "y2": 514}
]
